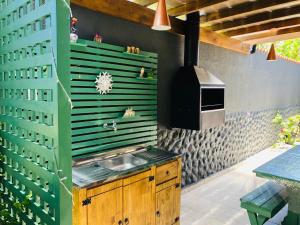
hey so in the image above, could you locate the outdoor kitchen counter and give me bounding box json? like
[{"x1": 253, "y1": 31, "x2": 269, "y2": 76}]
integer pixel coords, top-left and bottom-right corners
[{"x1": 72, "y1": 147, "x2": 181, "y2": 189}]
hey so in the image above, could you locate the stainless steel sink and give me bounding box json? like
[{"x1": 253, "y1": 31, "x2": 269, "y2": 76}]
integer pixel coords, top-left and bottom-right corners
[{"x1": 97, "y1": 154, "x2": 148, "y2": 171}]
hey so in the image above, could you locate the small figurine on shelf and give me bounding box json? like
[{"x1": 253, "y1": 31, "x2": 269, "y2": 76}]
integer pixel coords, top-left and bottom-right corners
[
  {"x1": 126, "y1": 46, "x2": 141, "y2": 54},
  {"x1": 94, "y1": 33, "x2": 102, "y2": 43},
  {"x1": 123, "y1": 108, "x2": 136, "y2": 118},
  {"x1": 140, "y1": 67, "x2": 145, "y2": 78},
  {"x1": 130, "y1": 46, "x2": 135, "y2": 53},
  {"x1": 70, "y1": 17, "x2": 78, "y2": 43}
]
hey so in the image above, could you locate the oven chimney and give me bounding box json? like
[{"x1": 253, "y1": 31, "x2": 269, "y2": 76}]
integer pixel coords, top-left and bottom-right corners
[
  {"x1": 184, "y1": 12, "x2": 200, "y2": 67},
  {"x1": 171, "y1": 12, "x2": 225, "y2": 130}
]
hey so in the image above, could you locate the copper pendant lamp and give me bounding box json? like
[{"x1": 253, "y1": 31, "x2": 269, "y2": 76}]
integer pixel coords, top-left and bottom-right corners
[
  {"x1": 152, "y1": 0, "x2": 171, "y2": 31},
  {"x1": 267, "y1": 43, "x2": 277, "y2": 61}
]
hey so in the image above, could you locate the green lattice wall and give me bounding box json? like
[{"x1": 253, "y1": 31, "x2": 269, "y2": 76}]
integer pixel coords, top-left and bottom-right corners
[{"x1": 0, "y1": 0, "x2": 72, "y2": 224}]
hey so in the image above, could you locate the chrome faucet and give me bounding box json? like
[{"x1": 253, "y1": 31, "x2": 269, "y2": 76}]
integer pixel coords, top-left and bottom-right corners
[{"x1": 103, "y1": 120, "x2": 117, "y2": 131}]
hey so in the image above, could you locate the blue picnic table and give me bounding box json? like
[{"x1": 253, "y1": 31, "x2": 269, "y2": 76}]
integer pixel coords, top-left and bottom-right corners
[{"x1": 254, "y1": 145, "x2": 300, "y2": 225}]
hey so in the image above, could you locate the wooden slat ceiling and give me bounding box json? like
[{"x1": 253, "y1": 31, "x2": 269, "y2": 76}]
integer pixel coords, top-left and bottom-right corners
[
  {"x1": 71, "y1": 0, "x2": 300, "y2": 54},
  {"x1": 129, "y1": 0, "x2": 300, "y2": 44}
]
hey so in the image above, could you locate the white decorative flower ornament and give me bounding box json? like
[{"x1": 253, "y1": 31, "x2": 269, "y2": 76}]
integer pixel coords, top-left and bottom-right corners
[{"x1": 95, "y1": 72, "x2": 113, "y2": 94}]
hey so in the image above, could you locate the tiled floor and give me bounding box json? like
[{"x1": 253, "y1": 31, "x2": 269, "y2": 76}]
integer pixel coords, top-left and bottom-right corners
[{"x1": 181, "y1": 147, "x2": 290, "y2": 225}]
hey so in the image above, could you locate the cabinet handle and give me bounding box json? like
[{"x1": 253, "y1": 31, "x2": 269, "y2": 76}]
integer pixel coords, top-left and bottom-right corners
[
  {"x1": 118, "y1": 220, "x2": 123, "y2": 225},
  {"x1": 166, "y1": 170, "x2": 170, "y2": 176},
  {"x1": 125, "y1": 218, "x2": 129, "y2": 225},
  {"x1": 156, "y1": 211, "x2": 160, "y2": 217}
]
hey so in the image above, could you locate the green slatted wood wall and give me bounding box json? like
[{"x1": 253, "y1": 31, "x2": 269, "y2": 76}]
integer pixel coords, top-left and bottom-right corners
[
  {"x1": 71, "y1": 39, "x2": 158, "y2": 157},
  {"x1": 0, "y1": 0, "x2": 72, "y2": 224}
]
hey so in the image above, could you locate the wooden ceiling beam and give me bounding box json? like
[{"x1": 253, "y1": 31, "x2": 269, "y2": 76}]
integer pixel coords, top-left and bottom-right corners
[
  {"x1": 200, "y1": 0, "x2": 300, "y2": 26},
  {"x1": 224, "y1": 17, "x2": 300, "y2": 37},
  {"x1": 168, "y1": 0, "x2": 229, "y2": 17},
  {"x1": 130, "y1": 0, "x2": 157, "y2": 7},
  {"x1": 209, "y1": 5, "x2": 300, "y2": 32},
  {"x1": 235, "y1": 26, "x2": 300, "y2": 44},
  {"x1": 200, "y1": 28, "x2": 251, "y2": 55},
  {"x1": 71, "y1": 0, "x2": 185, "y2": 35}
]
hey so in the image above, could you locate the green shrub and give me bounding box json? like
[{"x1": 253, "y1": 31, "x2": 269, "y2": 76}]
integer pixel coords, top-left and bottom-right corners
[{"x1": 272, "y1": 112, "x2": 300, "y2": 145}]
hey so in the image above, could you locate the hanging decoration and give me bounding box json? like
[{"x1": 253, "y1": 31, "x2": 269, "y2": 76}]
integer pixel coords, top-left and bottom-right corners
[
  {"x1": 152, "y1": 0, "x2": 171, "y2": 31},
  {"x1": 95, "y1": 72, "x2": 113, "y2": 94},
  {"x1": 70, "y1": 17, "x2": 79, "y2": 43},
  {"x1": 94, "y1": 33, "x2": 103, "y2": 43}
]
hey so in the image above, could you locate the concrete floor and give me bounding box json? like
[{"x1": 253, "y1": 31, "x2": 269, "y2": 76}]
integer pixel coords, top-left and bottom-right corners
[{"x1": 181, "y1": 146, "x2": 291, "y2": 225}]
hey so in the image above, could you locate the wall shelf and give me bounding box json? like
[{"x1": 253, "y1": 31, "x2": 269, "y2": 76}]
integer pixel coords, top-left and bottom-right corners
[
  {"x1": 70, "y1": 39, "x2": 158, "y2": 157},
  {"x1": 136, "y1": 77, "x2": 157, "y2": 81},
  {"x1": 123, "y1": 52, "x2": 149, "y2": 58}
]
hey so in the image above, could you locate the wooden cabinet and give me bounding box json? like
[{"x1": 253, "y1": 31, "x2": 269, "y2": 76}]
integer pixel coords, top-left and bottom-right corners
[
  {"x1": 88, "y1": 187, "x2": 122, "y2": 225},
  {"x1": 123, "y1": 176, "x2": 155, "y2": 225},
  {"x1": 155, "y1": 159, "x2": 181, "y2": 225},
  {"x1": 73, "y1": 159, "x2": 181, "y2": 225},
  {"x1": 156, "y1": 185, "x2": 176, "y2": 225}
]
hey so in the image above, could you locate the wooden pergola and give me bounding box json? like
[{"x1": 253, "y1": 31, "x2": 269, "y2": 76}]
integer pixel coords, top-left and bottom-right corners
[{"x1": 71, "y1": 0, "x2": 300, "y2": 54}]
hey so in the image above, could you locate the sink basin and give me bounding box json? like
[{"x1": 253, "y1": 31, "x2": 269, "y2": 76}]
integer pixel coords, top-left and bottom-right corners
[{"x1": 98, "y1": 154, "x2": 148, "y2": 171}]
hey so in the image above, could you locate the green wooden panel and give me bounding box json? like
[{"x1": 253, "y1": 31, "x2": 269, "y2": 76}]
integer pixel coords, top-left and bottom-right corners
[
  {"x1": 2, "y1": 180, "x2": 56, "y2": 225},
  {"x1": 71, "y1": 87, "x2": 157, "y2": 94},
  {"x1": 70, "y1": 40, "x2": 158, "y2": 156},
  {"x1": 0, "y1": 54, "x2": 53, "y2": 72},
  {"x1": 72, "y1": 130, "x2": 157, "y2": 149},
  {"x1": 71, "y1": 116, "x2": 157, "y2": 129},
  {"x1": 0, "y1": 29, "x2": 51, "y2": 54},
  {"x1": 0, "y1": 2, "x2": 52, "y2": 39},
  {"x1": 71, "y1": 67, "x2": 141, "y2": 77},
  {"x1": 72, "y1": 80, "x2": 157, "y2": 89},
  {"x1": 72, "y1": 105, "x2": 157, "y2": 114},
  {"x1": 71, "y1": 39, "x2": 158, "y2": 59},
  {"x1": 71, "y1": 94, "x2": 157, "y2": 100},
  {"x1": 72, "y1": 120, "x2": 158, "y2": 136},
  {"x1": 71, "y1": 52, "x2": 156, "y2": 68},
  {"x1": 71, "y1": 74, "x2": 157, "y2": 84},
  {"x1": 0, "y1": 0, "x2": 72, "y2": 224},
  {"x1": 72, "y1": 125, "x2": 157, "y2": 142},
  {"x1": 72, "y1": 137, "x2": 157, "y2": 156},
  {"x1": 71, "y1": 111, "x2": 156, "y2": 121},
  {"x1": 0, "y1": 98, "x2": 56, "y2": 114}
]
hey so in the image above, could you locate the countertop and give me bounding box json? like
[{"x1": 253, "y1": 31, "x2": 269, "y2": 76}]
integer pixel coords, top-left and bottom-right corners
[{"x1": 72, "y1": 147, "x2": 180, "y2": 188}]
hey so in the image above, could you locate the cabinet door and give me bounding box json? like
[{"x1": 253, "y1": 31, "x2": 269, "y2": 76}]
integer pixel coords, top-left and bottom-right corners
[
  {"x1": 123, "y1": 177, "x2": 155, "y2": 225},
  {"x1": 87, "y1": 187, "x2": 123, "y2": 225},
  {"x1": 156, "y1": 185, "x2": 176, "y2": 225}
]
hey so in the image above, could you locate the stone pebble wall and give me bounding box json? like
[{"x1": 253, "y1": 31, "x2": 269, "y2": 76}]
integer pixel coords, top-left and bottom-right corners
[{"x1": 158, "y1": 106, "x2": 300, "y2": 187}]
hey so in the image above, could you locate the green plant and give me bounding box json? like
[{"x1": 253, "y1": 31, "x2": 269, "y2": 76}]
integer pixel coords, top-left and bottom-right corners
[
  {"x1": 147, "y1": 65, "x2": 157, "y2": 79},
  {"x1": 272, "y1": 112, "x2": 300, "y2": 145},
  {"x1": 0, "y1": 155, "x2": 31, "y2": 225},
  {"x1": 258, "y1": 39, "x2": 300, "y2": 62}
]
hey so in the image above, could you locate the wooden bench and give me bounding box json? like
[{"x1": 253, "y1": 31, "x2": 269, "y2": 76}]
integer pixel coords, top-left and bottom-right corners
[{"x1": 240, "y1": 181, "x2": 288, "y2": 225}]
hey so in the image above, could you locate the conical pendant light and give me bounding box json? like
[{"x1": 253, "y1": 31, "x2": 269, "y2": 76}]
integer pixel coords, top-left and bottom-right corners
[
  {"x1": 267, "y1": 43, "x2": 277, "y2": 61},
  {"x1": 152, "y1": 0, "x2": 171, "y2": 31}
]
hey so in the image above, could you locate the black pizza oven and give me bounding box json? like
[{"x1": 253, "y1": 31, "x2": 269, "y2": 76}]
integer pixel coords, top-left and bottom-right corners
[{"x1": 171, "y1": 13, "x2": 225, "y2": 130}]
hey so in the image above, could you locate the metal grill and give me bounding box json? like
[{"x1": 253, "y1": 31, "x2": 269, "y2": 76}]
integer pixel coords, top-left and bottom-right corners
[{"x1": 0, "y1": 0, "x2": 71, "y2": 224}]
